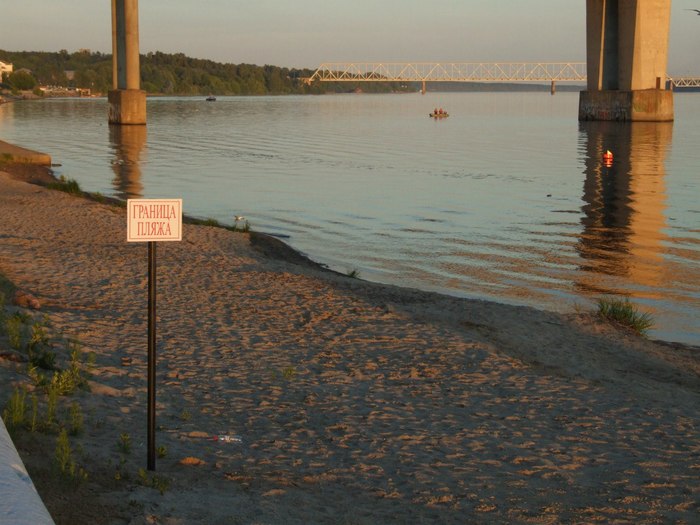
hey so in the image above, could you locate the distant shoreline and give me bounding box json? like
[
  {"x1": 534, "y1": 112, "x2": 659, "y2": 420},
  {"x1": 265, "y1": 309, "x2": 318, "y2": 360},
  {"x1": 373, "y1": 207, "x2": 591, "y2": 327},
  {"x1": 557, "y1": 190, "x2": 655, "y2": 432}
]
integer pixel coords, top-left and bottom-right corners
[{"x1": 3, "y1": 84, "x2": 587, "y2": 100}]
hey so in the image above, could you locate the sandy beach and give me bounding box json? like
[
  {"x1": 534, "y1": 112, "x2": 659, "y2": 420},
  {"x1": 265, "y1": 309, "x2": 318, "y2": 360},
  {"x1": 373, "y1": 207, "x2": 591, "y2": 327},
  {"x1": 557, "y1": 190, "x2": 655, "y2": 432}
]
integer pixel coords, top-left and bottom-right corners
[{"x1": 1, "y1": 166, "x2": 699, "y2": 524}]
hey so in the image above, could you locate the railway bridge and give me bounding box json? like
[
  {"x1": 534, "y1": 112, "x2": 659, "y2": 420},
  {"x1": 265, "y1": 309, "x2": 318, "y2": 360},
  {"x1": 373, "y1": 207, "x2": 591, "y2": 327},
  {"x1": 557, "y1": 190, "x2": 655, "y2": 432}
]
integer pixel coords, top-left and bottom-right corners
[
  {"x1": 304, "y1": 63, "x2": 699, "y2": 96},
  {"x1": 304, "y1": 62, "x2": 588, "y2": 94}
]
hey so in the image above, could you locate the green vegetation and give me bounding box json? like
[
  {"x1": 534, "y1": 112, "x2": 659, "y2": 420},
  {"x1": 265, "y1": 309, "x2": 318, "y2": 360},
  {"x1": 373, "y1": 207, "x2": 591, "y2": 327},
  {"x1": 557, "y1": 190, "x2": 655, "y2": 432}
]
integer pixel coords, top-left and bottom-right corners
[
  {"x1": 68, "y1": 401, "x2": 84, "y2": 435},
  {"x1": 5, "y1": 70, "x2": 37, "y2": 91},
  {"x1": 596, "y1": 297, "x2": 655, "y2": 337},
  {"x1": 3, "y1": 308, "x2": 93, "y2": 392},
  {"x1": 117, "y1": 433, "x2": 132, "y2": 455},
  {"x1": 281, "y1": 366, "x2": 297, "y2": 380},
  {"x1": 55, "y1": 429, "x2": 88, "y2": 482},
  {"x1": 2, "y1": 304, "x2": 93, "y2": 440},
  {"x1": 269, "y1": 365, "x2": 298, "y2": 382},
  {"x1": 25, "y1": 338, "x2": 92, "y2": 398},
  {"x1": 27, "y1": 320, "x2": 56, "y2": 370},
  {"x1": 137, "y1": 468, "x2": 170, "y2": 495},
  {"x1": 0, "y1": 272, "x2": 176, "y2": 499},
  {"x1": 2, "y1": 383, "x2": 89, "y2": 482},
  {"x1": 45, "y1": 383, "x2": 58, "y2": 427},
  {"x1": 3, "y1": 388, "x2": 27, "y2": 429},
  {"x1": 5, "y1": 313, "x2": 24, "y2": 349},
  {"x1": 47, "y1": 175, "x2": 83, "y2": 196},
  {"x1": 1, "y1": 49, "x2": 411, "y2": 96},
  {"x1": 200, "y1": 218, "x2": 221, "y2": 228},
  {"x1": 55, "y1": 342, "x2": 92, "y2": 394}
]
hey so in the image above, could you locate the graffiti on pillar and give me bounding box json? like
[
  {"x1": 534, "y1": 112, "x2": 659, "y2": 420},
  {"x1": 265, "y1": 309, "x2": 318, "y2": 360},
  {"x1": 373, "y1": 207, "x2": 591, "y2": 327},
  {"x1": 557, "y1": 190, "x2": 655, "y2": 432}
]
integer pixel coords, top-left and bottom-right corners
[{"x1": 579, "y1": 98, "x2": 630, "y2": 121}]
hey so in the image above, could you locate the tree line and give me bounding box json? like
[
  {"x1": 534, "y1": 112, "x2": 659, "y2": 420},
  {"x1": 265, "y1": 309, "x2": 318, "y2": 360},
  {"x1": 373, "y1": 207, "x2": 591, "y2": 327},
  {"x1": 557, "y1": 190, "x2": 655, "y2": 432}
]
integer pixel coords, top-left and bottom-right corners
[{"x1": 0, "y1": 49, "x2": 411, "y2": 96}]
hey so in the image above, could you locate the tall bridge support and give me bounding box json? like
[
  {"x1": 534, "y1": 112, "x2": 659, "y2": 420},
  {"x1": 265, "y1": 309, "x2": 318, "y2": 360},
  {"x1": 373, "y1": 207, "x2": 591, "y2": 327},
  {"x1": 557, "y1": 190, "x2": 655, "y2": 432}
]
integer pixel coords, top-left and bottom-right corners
[
  {"x1": 579, "y1": 0, "x2": 673, "y2": 122},
  {"x1": 109, "y1": 0, "x2": 146, "y2": 125}
]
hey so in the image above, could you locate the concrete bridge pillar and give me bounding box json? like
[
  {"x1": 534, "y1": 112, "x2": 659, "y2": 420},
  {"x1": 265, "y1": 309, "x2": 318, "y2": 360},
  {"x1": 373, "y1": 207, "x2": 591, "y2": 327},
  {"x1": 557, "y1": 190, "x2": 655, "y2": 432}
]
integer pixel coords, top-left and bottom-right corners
[
  {"x1": 579, "y1": 0, "x2": 673, "y2": 121},
  {"x1": 109, "y1": 0, "x2": 146, "y2": 125}
]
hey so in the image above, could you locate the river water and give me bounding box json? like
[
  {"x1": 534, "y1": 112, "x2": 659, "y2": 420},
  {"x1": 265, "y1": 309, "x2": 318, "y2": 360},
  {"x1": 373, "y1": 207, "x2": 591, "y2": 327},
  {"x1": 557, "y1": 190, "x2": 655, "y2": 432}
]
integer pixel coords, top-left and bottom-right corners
[{"x1": 1, "y1": 92, "x2": 699, "y2": 344}]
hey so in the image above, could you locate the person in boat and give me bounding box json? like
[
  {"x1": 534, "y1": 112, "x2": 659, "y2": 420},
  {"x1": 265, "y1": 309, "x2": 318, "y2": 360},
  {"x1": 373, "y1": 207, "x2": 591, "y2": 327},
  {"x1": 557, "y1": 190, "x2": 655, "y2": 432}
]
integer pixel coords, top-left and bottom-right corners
[{"x1": 434, "y1": 108, "x2": 438, "y2": 116}]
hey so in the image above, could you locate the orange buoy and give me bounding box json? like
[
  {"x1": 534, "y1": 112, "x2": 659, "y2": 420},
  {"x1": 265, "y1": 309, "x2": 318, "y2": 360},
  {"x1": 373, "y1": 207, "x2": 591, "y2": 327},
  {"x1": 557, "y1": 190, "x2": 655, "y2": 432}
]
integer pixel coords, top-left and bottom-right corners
[{"x1": 602, "y1": 150, "x2": 613, "y2": 167}]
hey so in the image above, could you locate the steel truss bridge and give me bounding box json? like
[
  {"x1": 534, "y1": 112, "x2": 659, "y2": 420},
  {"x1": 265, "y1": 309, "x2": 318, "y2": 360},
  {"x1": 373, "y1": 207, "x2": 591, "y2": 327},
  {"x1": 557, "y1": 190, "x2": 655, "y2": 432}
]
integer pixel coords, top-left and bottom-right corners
[
  {"x1": 304, "y1": 62, "x2": 699, "y2": 92},
  {"x1": 304, "y1": 62, "x2": 587, "y2": 92},
  {"x1": 668, "y1": 77, "x2": 700, "y2": 88}
]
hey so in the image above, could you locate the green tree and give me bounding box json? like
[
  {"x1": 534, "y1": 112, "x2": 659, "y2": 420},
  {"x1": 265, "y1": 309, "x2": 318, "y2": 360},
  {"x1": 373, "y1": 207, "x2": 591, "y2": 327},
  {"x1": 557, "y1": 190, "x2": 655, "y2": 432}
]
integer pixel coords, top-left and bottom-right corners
[
  {"x1": 8, "y1": 70, "x2": 36, "y2": 90},
  {"x1": 0, "y1": 48, "x2": 411, "y2": 96}
]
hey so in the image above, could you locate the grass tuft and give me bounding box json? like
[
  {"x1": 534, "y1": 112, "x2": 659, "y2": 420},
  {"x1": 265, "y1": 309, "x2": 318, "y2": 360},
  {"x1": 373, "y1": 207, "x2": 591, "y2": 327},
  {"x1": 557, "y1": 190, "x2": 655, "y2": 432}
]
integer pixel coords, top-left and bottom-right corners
[
  {"x1": 69, "y1": 402, "x2": 84, "y2": 435},
  {"x1": 138, "y1": 468, "x2": 170, "y2": 494},
  {"x1": 118, "y1": 433, "x2": 132, "y2": 454},
  {"x1": 2, "y1": 387, "x2": 27, "y2": 430},
  {"x1": 596, "y1": 297, "x2": 654, "y2": 337},
  {"x1": 47, "y1": 175, "x2": 83, "y2": 195},
  {"x1": 55, "y1": 429, "x2": 88, "y2": 482},
  {"x1": 6, "y1": 314, "x2": 25, "y2": 349}
]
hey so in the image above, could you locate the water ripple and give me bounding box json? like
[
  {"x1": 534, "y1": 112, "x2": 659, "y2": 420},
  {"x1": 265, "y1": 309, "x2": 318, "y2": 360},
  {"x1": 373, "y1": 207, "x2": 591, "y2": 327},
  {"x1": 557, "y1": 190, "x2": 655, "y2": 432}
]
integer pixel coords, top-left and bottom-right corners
[{"x1": 2, "y1": 93, "x2": 700, "y2": 343}]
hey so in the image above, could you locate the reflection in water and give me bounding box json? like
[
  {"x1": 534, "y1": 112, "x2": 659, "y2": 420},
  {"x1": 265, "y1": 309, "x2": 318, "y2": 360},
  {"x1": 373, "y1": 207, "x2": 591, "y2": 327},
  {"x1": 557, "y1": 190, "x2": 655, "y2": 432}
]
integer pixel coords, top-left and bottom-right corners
[
  {"x1": 3, "y1": 96, "x2": 699, "y2": 343},
  {"x1": 109, "y1": 124, "x2": 147, "y2": 199},
  {"x1": 0, "y1": 100, "x2": 16, "y2": 127},
  {"x1": 578, "y1": 121, "x2": 672, "y2": 298}
]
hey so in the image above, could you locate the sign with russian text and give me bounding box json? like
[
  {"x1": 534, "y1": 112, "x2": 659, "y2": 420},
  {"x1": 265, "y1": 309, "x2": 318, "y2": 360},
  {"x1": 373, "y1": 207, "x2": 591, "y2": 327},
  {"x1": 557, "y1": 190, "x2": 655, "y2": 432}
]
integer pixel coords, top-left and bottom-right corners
[{"x1": 127, "y1": 199, "x2": 182, "y2": 242}]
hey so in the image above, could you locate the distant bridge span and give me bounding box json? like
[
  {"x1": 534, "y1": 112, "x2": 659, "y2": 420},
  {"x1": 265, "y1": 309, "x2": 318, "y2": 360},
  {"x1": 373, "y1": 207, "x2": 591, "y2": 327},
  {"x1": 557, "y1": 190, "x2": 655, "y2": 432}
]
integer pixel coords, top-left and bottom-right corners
[
  {"x1": 306, "y1": 62, "x2": 587, "y2": 83},
  {"x1": 668, "y1": 77, "x2": 700, "y2": 89},
  {"x1": 304, "y1": 63, "x2": 699, "y2": 94},
  {"x1": 304, "y1": 62, "x2": 587, "y2": 93}
]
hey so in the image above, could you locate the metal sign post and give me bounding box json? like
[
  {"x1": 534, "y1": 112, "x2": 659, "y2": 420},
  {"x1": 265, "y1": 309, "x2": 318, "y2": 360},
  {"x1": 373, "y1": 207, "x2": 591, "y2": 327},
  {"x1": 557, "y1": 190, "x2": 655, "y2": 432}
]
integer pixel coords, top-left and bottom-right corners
[
  {"x1": 147, "y1": 240, "x2": 156, "y2": 470},
  {"x1": 127, "y1": 199, "x2": 182, "y2": 471}
]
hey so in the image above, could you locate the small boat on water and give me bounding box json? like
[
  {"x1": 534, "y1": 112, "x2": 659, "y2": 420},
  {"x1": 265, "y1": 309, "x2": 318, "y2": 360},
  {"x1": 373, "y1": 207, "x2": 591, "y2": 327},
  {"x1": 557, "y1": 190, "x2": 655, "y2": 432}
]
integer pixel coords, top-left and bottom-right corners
[
  {"x1": 206, "y1": 95, "x2": 216, "y2": 102},
  {"x1": 429, "y1": 112, "x2": 449, "y2": 119}
]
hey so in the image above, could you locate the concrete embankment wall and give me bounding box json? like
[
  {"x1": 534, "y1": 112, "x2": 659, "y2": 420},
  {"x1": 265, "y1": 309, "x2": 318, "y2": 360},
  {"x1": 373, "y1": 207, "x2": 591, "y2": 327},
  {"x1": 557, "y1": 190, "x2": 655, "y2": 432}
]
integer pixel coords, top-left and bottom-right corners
[
  {"x1": 0, "y1": 140, "x2": 52, "y2": 165},
  {"x1": 0, "y1": 419, "x2": 55, "y2": 524}
]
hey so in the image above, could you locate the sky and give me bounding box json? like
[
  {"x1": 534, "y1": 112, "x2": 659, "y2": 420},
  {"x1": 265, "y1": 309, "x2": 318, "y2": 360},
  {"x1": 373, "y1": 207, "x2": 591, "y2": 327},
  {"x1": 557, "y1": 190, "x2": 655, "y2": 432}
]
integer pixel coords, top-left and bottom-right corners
[{"x1": 2, "y1": 1, "x2": 698, "y2": 74}]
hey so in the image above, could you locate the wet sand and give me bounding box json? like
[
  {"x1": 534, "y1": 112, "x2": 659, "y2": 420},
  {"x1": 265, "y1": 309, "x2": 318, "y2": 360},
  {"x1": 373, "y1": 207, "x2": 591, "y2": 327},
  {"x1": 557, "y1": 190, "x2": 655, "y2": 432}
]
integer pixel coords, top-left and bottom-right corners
[{"x1": 0, "y1": 168, "x2": 699, "y2": 524}]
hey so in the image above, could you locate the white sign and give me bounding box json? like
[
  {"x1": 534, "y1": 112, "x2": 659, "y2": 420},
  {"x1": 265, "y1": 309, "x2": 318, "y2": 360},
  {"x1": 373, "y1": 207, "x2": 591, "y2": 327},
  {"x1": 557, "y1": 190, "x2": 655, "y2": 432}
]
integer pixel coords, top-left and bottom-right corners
[{"x1": 127, "y1": 199, "x2": 182, "y2": 242}]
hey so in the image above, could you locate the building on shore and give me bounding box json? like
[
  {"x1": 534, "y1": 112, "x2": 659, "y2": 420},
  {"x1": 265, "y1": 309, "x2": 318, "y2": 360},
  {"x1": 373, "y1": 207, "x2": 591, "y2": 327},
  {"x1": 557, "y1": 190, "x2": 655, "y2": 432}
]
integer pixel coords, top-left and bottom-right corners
[{"x1": 0, "y1": 60, "x2": 13, "y2": 80}]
